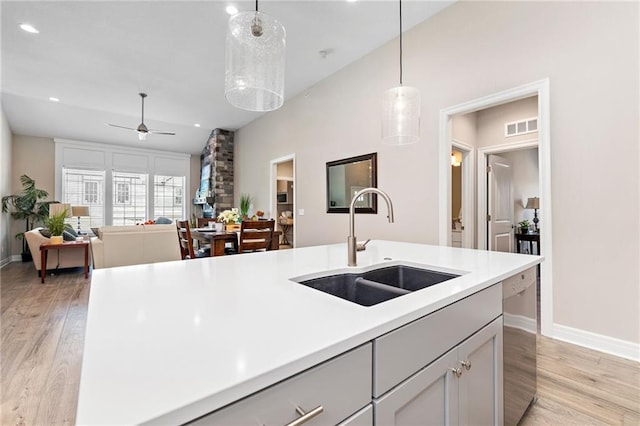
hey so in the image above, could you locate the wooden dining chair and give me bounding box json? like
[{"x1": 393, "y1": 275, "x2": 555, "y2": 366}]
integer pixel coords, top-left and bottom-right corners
[
  {"x1": 237, "y1": 220, "x2": 275, "y2": 254},
  {"x1": 176, "y1": 220, "x2": 204, "y2": 260}
]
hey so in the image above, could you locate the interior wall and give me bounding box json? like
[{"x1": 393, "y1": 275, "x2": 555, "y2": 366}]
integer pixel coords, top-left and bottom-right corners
[
  {"x1": 9, "y1": 135, "x2": 56, "y2": 256},
  {"x1": 1, "y1": 107, "x2": 13, "y2": 264},
  {"x1": 476, "y1": 96, "x2": 538, "y2": 148},
  {"x1": 277, "y1": 161, "x2": 293, "y2": 178},
  {"x1": 235, "y1": 2, "x2": 639, "y2": 345}
]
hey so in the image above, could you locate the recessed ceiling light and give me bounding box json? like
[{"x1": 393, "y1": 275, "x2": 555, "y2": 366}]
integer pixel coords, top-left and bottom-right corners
[
  {"x1": 194, "y1": 123, "x2": 201, "y2": 127},
  {"x1": 49, "y1": 97, "x2": 60, "y2": 102},
  {"x1": 347, "y1": 0, "x2": 358, "y2": 3},
  {"x1": 20, "y1": 23, "x2": 39, "y2": 34},
  {"x1": 226, "y1": 5, "x2": 238, "y2": 15}
]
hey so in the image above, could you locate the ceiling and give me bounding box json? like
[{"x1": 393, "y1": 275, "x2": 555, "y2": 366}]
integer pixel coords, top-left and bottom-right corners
[{"x1": 1, "y1": 1, "x2": 454, "y2": 155}]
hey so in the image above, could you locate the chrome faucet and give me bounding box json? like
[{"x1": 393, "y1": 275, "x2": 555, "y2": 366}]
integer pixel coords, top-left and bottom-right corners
[{"x1": 348, "y1": 188, "x2": 394, "y2": 266}]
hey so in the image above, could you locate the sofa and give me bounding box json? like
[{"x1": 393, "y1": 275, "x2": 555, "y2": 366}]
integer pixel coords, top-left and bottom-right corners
[
  {"x1": 91, "y1": 224, "x2": 181, "y2": 269},
  {"x1": 25, "y1": 227, "x2": 89, "y2": 272}
]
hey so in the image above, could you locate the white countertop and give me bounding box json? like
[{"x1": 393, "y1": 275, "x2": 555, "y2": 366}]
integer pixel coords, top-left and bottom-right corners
[{"x1": 76, "y1": 241, "x2": 541, "y2": 425}]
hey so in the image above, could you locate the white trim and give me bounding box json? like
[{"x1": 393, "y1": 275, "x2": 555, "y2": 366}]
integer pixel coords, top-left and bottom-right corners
[
  {"x1": 0, "y1": 256, "x2": 13, "y2": 268},
  {"x1": 270, "y1": 154, "x2": 296, "y2": 247},
  {"x1": 552, "y1": 323, "x2": 640, "y2": 362},
  {"x1": 439, "y1": 78, "x2": 554, "y2": 338}
]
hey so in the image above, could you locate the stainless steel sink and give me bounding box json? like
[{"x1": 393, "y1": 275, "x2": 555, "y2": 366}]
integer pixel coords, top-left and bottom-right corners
[{"x1": 294, "y1": 265, "x2": 460, "y2": 306}]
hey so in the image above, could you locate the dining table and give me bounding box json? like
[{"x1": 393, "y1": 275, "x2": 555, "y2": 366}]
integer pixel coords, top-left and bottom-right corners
[{"x1": 191, "y1": 228, "x2": 282, "y2": 256}]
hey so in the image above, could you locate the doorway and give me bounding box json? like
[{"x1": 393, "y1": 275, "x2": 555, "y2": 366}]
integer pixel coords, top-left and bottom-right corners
[
  {"x1": 270, "y1": 155, "x2": 295, "y2": 248},
  {"x1": 450, "y1": 141, "x2": 474, "y2": 248},
  {"x1": 438, "y1": 79, "x2": 553, "y2": 337}
]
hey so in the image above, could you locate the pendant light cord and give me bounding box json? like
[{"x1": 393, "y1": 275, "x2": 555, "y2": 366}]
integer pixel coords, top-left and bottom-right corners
[
  {"x1": 256, "y1": 0, "x2": 259, "y2": 12},
  {"x1": 399, "y1": 0, "x2": 403, "y2": 86}
]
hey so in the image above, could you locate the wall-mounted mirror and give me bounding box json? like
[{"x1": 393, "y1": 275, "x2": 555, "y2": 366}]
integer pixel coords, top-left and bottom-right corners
[{"x1": 326, "y1": 153, "x2": 377, "y2": 213}]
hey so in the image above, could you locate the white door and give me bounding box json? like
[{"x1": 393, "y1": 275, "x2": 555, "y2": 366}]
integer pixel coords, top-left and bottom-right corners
[{"x1": 487, "y1": 154, "x2": 514, "y2": 252}]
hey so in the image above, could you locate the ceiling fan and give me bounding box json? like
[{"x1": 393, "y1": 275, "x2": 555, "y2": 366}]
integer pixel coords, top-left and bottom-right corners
[{"x1": 107, "y1": 93, "x2": 175, "y2": 141}]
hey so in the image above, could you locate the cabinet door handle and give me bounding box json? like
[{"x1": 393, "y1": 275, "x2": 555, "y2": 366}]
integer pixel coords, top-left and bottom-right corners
[
  {"x1": 285, "y1": 405, "x2": 324, "y2": 426},
  {"x1": 450, "y1": 367, "x2": 463, "y2": 378},
  {"x1": 460, "y1": 360, "x2": 472, "y2": 370}
]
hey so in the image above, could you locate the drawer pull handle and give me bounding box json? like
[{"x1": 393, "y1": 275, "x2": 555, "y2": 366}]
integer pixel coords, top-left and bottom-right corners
[
  {"x1": 285, "y1": 405, "x2": 324, "y2": 426},
  {"x1": 450, "y1": 367, "x2": 463, "y2": 378},
  {"x1": 460, "y1": 360, "x2": 472, "y2": 370}
]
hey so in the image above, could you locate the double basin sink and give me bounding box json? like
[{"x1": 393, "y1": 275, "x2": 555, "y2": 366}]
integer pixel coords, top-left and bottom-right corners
[{"x1": 292, "y1": 265, "x2": 460, "y2": 306}]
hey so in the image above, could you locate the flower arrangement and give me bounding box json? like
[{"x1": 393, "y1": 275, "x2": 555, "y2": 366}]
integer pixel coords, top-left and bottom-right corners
[{"x1": 217, "y1": 208, "x2": 240, "y2": 224}]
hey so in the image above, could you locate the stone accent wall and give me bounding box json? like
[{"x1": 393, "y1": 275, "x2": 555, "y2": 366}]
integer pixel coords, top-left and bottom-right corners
[{"x1": 201, "y1": 128, "x2": 234, "y2": 216}]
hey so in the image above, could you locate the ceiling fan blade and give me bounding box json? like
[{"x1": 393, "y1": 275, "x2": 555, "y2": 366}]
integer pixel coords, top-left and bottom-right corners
[
  {"x1": 148, "y1": 130, "x2": 176, "y2": 136},
  {"x1": 107, "y1": 123, "x2": 137, "y2": 131}
]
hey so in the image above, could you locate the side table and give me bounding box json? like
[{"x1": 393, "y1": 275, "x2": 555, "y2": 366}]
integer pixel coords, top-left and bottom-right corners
[
  {"x1": 40, "y1": 240, "x2": 90, "y2": 283},
  {"x1": 515, "y1": 232, "x2": 540, "y2": 255}
]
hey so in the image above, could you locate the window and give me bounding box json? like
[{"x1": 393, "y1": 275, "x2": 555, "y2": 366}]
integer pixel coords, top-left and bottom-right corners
[
  {"x1": 154, "y1": 175, "x2": 185, "y2": 221},
  {"x1": 115, "y1": 182, "x2": 131, "y2": 204},
  {"x1": 112, "y1": 172, "x2": 147, "y2": 225},
  {"x1": 61, "y1": 168, "x2": 105, "y2": 227},
  {"x1": 84, "y1": 181, "x2": 99, "y2": 204}
]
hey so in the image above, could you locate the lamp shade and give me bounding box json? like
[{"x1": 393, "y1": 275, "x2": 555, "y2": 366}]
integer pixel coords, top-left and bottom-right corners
[
  {"x1": 382, "y1": 86, "x2": 421, "y2": 145},
  {"x1": 225, "y1": 10, "x2": 286, "y2": 112},
  {"x1": 71, "y1": 205, "x2": 90, "y2": 217},
  {"x1": 49, "y1": 203, "x2": 72, "y2": 218},
  {"x1": 525, "y1": 197, "x2": 540, "y2": 209}
]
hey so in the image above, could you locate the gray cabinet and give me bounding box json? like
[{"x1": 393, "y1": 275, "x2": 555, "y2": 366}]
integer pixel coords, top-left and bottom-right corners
[
  {"x1": 374, "y1": 317, "x2": 503, "y2": 426},
  {"x1": 190, "y1": 344, "x2": 372, "y2": 425}
]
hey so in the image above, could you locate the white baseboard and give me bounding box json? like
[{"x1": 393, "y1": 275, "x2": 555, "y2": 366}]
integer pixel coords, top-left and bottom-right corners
[
  {"x1": 0, "y1": 255, "x2": 24, "y2": 269},
  {"x1": 552, "y1": 323, "x2": 640, "y2": 362}
]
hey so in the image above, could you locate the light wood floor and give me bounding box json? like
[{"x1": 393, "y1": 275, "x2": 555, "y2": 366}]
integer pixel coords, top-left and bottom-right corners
[{"x1": 2, "y1": 261, "x2": 639, "y2": 425}]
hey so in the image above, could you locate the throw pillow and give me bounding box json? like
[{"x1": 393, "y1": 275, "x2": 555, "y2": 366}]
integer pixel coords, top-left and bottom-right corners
[
  {"x1": 62, "y1": 229, "x2": 77, "y2": 241},
  {"x1": 64, "y1": 225, "x2": 79, "y2": 237},
  {"x1": 155, "y1": 216, "x2": 172, "y2": 224},
  {"x1": 39, "y1": 228, "x2": 52, "y2": 238}
]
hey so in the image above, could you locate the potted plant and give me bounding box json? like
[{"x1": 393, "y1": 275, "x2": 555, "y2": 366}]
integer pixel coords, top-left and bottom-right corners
[
  {"x1": 1, "y1": 175, "x2": 51, "y2": 261},
  {"x1": 518, "y1": 219, "x2": 530, "y2": 234},
  {"x1": 46, "y1": 206, "x2": 69, "y2": 245},
  {"x1": 239, "y1": 194, "x2": 252, "y2": 220}
]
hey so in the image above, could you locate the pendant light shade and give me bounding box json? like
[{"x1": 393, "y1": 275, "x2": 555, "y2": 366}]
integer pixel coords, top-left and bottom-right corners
[
  {"x1": 382, "y1": 0, "x2": 420, "y2": 145},
  {"x1": 225, "y1": 5, "x2": 286, "y2": 112},
  {"x1": 382, "y1": 86, "x2": 420, "y2": 145}
]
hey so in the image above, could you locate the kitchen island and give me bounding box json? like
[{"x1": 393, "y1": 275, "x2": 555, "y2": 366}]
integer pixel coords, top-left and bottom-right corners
[{"x1": 76, "y1": 241, "x2": 541, "y2": 425}]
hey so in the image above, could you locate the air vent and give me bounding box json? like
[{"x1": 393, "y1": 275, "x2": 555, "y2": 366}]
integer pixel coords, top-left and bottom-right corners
[{"x1": 505, "y1": 117, "x2": 538, "y2": 137}]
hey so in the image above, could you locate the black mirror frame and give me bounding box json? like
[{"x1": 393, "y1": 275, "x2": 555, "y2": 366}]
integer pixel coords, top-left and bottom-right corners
[{"x1": 326, "y1": 153, "x2": 378, "y2": 214}]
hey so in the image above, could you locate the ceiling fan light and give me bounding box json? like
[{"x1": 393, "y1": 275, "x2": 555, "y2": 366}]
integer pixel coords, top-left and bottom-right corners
[
  {"x1": 382, "y1": 86, "x2": 420, "y2": 145},
  {"x1": 138, "y1": 132, "x2": 147, "y2": 141},
  {"x1": 225, "y1": 10, "x2": 286, "y2": 112}
]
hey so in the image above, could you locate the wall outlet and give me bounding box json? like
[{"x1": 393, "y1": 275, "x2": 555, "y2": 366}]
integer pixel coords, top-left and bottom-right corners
[{"x1": 298, "y1": 209, "x2": 305, "y2": 216}]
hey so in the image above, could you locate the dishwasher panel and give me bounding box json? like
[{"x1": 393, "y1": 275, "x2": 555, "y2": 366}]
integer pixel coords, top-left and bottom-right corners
[{"x1": 503, "y1": 268, "x2": 538, "y2": 426}]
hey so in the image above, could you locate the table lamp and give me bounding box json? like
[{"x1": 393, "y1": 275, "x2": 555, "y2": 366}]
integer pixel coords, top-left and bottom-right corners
[
  {"x1": 71, "y1": 205, "x2": 90, "y2": 232},
  {"x1": 49, "y1": 203, "x2": 72, "y2": 219},
  {"x1": 525, "y1": 197, "x2": 540, "y2": 231}
]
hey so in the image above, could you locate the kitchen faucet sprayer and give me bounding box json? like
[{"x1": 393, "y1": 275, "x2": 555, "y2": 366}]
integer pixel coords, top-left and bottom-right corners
[{"x1": 348, "y1": 188, "x2": 394, "y2": 266}]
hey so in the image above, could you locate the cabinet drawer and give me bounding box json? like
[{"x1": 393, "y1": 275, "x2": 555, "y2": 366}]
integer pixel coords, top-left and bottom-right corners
[
  {"x1": 191, "y1": 343, "x2": 372, "y2": 425},
  {"x1": 502, "y1": 267, "x2": 536, "y2": 299},
  {"x1": 372, "y1": 284, "x2": 501, "y2": 397}
]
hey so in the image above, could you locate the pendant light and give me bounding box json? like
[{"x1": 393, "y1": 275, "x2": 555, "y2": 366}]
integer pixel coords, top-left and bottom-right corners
[
  {"x1": 225, "y1": 0, "x2": 286, "y2": 112},
  {"x1": 382, "y1": 0, "x2": 420, "y2": 145}
]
